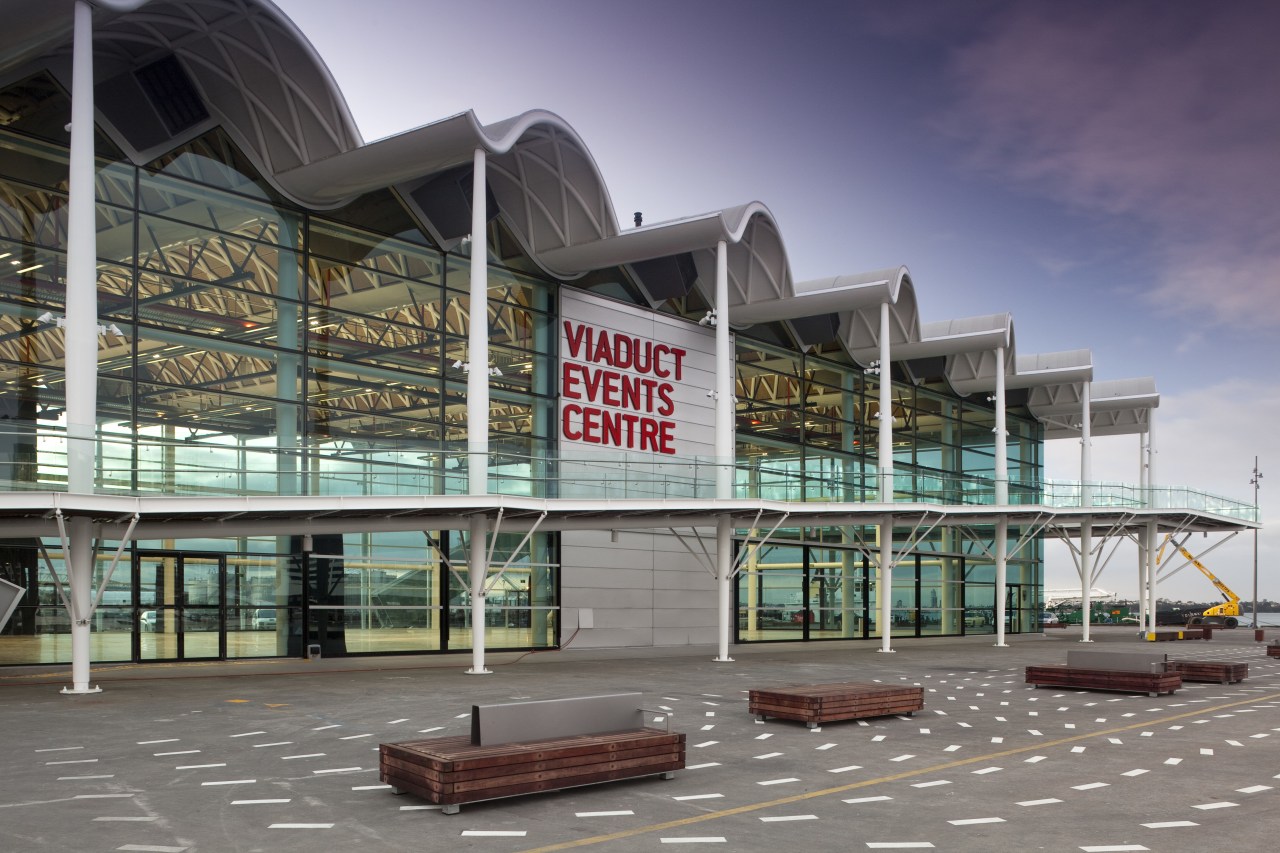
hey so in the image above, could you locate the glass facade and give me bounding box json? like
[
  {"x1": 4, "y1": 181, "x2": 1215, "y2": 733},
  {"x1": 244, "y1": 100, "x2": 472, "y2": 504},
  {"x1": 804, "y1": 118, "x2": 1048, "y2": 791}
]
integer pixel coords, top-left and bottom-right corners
[{"x1": 0, "y1": 72, "x2": 1044, "y2": 666}]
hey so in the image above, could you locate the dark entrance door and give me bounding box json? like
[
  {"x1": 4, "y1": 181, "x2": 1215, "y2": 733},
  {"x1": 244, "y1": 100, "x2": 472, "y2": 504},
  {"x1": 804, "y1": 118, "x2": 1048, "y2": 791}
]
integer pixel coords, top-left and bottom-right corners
[{"x1": 134, "y1": 551, "x2": 226, "y2": 661}]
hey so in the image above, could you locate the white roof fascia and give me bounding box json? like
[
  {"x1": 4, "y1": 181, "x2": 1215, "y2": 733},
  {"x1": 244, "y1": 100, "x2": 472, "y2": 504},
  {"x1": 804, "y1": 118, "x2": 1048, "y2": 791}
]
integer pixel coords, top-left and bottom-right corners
[{"x1": 274, "y1": 108, "x2": 600, "y2": 207}]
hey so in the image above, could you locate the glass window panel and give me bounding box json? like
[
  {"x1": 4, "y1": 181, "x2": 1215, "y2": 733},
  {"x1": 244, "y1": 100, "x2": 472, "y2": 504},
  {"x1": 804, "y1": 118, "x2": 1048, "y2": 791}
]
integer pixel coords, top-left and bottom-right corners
[{"x1": 138, "y1": 170, "x2": 295, "y2": 247}]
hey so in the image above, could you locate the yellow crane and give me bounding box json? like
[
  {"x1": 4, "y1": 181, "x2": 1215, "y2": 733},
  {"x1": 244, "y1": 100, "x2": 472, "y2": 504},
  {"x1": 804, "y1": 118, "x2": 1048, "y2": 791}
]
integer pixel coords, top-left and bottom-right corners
[{"x1": 1156, "y1": 535, "x2": 1242, "y2": 628}]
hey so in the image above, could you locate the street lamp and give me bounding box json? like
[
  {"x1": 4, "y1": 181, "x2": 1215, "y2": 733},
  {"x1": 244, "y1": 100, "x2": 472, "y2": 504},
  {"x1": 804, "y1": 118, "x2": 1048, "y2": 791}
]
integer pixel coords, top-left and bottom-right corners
[{"x1": 1251, "y1": 457, "x2": 1263, "y2": 630}]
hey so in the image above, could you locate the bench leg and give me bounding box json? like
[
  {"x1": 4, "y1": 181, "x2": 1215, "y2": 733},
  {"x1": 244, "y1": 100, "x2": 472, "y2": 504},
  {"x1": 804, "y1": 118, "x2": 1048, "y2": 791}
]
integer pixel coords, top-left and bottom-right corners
[
  {"x1": 662, "y1": 771, "x2": 676, "y2": 780},
  {"x1": 442, "y1": 804, "x2": 460, "y2": 815},
  {"x1": 806, "y1": 721, "x2": 818, "y2": 729},
  {"x1": 390, "y1": 787, "x2": 406, "y2": 795},
  {"x1": 755, "y1": 714, "x2": 767, "y2": 722}
]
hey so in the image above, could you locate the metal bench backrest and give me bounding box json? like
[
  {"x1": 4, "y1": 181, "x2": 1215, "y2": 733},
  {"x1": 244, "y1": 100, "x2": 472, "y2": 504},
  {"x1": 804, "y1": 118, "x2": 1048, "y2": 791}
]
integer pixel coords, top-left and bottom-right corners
[
  {"x1": 471, "y1": 692, "x2": 645, "y2": 746},
  {"x1": 1065, "y1": 649, "x2": 1168, "y2": 673}
]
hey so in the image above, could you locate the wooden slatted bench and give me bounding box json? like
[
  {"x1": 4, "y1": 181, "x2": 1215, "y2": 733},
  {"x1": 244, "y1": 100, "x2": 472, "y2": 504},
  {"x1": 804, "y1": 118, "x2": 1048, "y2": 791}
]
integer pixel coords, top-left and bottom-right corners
[
  {"x1": 379, "y1": 693, "x2": 683, "y2": 814},
  {"x1": 1267, "y1": 644, "x2": 1280, "y2": 659},
  {"x1": 749, "y1": 682, "x2": 924, "y2": 728},
  {"x1": 1026, "y1": 650, "x2": 1181, "y2": 697},
  {"x1": 1148, "y1": 629, "x2": 1205, "y2": 641},
  {"x1": 1168, "y1": 660, "x2": 1248, "y2": 684}
]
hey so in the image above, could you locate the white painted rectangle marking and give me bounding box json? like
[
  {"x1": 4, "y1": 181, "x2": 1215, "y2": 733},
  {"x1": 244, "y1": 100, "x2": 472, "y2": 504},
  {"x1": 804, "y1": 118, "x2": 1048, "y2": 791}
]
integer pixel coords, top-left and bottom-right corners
[
  {"x1": 1236, "y1": 785, "x2": 1273, "y2": 794},
  {"x1": 338, "y1": 734, "x2": 372, "y2": 740},
  {"x1": 175, "y1": 763, "x2": 226, "y2": 770},
  {"x1": 1192, "y1": 802, "x2": 1238, "y2": 810},
  {"x1": 74, "y1": 794, "x2": 134, "y2": 799},
  {"x1": 760, "y1": 815, "x2": 818, "y2": 822},
  {"x1": 386, "y1": 718, "x2": 408, "y2": 724},
  {"x1": 269, "y1": 823, "x2": 334, "y2": 829},
  {"x1": 93, "y1": 816, "x2": 157, "y2": 822},
  {"x1": 816, "y1": 743, "x2": 836, "y2": 751},
  {"x1": 684, "y1": 762, "x2": 720, "y2": 770},
  {"x1": 828, "y1": 765, "x2": 862, "y2": 773},
  {"x1": 754, "y1": 752, "x2": 783, "y2": 759},
  {"x1": 843, "y1": 796, "x2": 893, "y2": 804},
  {"x1": 282, "y1": 753, "x2": 326, "y2": 760},
  {"x1": 1121, "y1": 769, "x2": 1149, "y2": 777},
  {"x1": 659, "y1": 839, "x2": 726, "y2": 844},
  {"x1": 45, "y1": 759, "x2": 97, "y2": 765},
  {"x1": 229, "y1": 731, "x2": 266, "y2": 737},
  {"x1": 1079, "y1": 846, "x2": 1149, "y2": 852},
  {"x1": 693, "y1": 741, "x2": 718, "y2": 748},
  {"x1": 673, "y1": 793, "x2": 723, "y2": 801},
  {"x1": 1017, "y1": 798, "x2": 1062, "y2": 806},
  {"x1": 35, "y1": 746, "x2": 84, "y2": 752},
  {"x1": 201, "y1": 780, "x2": 256, "y2": 786},
  {"x1": 232, "y1": 799, "x2": 292, "y2": 805},
  {"x1": 889, "y1": 754, "x2": 915, "y2": 762},
  {"x1": 313, "y1": 767, "x2": 362, "y2": 774},
  {"x1": 972, "y1": 767, "x2": 1001, "y2": 775},
  {"x1": 351, "y1": 784, "x2": 392, "y2": 791},
  {"x1": 311, "y1": 725, "x2": 341, "y2": 731},
  {"x1": 416, "y1": 726, "x2": 443, "y2": 734},
  {"x1": 911, "y1": 780, "x2": 951, "y2": 788},
  {"x1": 865, "y1": 844, "x2": 935, "y2": 849},
  {"x1": 948, "y1": 817, "x2": 1005, "y2": 825},
  {"x1": 757, "y1": 778, "x2": 800, "y2": 785},
  {"x1": 1142, "y1": 821, "x2": 1199, "y2": 828},
  {"x1": 116, "y1": 845, "x2": 190, "y2": 852},
  {"x1": 137, "y1": 739, "x2": 180, "y2": 745},
  {"x1": 253, "y1": 742, "x2": 294, "y2": 748},
  {"x1": 1072, "y1": 782, "x2": 1110, "y2": 790},
  {"x1": 577, "y1": 810, "x2": 635, "y2": 817},
  {"x1": 154, "y1": 750, "x2": 200, "y2": 756},
  {"x1": 57, "y1": 775, "x2": 114, "y2": 780}
]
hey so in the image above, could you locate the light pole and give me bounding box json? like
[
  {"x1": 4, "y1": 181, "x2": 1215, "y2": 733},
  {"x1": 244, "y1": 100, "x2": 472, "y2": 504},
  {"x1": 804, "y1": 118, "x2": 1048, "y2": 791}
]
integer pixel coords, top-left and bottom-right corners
[{"x1": 1251, "y1": 457, "x2": 1262, "y2": 629}]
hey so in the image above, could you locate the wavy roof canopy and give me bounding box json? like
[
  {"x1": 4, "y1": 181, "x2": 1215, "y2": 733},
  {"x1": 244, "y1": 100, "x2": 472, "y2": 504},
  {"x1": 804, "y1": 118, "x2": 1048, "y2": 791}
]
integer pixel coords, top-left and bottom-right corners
[{"x1": 0, "y1": 0, "x2": 1159, "y2": 438}]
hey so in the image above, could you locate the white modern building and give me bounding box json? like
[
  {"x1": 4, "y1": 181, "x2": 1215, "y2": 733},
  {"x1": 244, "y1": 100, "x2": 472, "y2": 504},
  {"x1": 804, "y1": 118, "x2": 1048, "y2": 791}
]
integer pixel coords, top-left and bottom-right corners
[{"x1": 0, "y1": 0, "x2": 1256, "y2": 692}]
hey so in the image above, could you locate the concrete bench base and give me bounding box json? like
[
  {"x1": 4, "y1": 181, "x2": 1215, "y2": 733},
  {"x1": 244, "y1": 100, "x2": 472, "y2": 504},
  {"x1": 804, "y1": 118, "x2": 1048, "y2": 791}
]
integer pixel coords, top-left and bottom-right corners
[
  {"x1": 749, "y1": 682, "x2": 924, "y2": 728},
  {"x1": 1168, "y1": 660, "x2": 1248, "y2": 684},
  {"x1": 1025, "y1": 665, "x2": 1181, "y2": 697},
  {"x1": 380, "y1": 729, "x2": 685, "y2": 814}
]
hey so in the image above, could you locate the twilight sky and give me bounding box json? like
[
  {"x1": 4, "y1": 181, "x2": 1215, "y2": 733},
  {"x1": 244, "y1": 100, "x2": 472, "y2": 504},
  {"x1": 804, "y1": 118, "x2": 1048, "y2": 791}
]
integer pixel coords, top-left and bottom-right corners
[{"x1": 273, "y1": 0, "x2": 1277, "y2": 602}]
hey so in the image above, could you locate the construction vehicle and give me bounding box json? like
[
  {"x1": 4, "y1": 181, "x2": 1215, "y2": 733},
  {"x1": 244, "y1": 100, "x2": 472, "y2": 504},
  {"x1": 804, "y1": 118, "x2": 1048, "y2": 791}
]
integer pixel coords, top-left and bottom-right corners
[{"x1": 1156, "y1": 536, "x2": 1242, "y2": 628}]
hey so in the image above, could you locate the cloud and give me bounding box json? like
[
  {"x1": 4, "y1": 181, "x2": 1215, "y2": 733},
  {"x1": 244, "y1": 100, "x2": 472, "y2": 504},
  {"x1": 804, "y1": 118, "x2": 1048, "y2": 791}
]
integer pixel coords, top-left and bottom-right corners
[{"x1": 934, "y1": 2, "x2": 1280, "y2": 328}]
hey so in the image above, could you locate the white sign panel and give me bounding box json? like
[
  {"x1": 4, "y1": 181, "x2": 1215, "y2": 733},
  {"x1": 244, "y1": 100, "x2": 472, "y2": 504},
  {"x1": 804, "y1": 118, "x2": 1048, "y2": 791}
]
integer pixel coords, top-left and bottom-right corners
[{"x1": 558, "y1": 289, "x2": 720, "y2": 496}]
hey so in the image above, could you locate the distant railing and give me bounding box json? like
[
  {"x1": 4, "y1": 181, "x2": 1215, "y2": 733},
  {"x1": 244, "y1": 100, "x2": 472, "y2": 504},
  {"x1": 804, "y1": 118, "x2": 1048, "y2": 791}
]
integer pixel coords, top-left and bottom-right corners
[{"x1": 0, "y1": 430, "x2": 1257, "y2": 523}]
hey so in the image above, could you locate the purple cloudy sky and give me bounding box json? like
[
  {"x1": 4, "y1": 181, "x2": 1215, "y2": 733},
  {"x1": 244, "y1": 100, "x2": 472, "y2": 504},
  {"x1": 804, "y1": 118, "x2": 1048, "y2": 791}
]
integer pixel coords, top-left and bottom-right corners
[{"x1": 274, "y1": 0, "x2": 1277, "y2": 600}]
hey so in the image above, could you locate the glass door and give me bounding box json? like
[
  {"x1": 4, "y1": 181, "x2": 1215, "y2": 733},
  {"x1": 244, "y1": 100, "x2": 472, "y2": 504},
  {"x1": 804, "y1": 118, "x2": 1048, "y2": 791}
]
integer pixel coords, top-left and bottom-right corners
[{"x1": 135, "y1": 551, "x2": 226, "y2": 661}]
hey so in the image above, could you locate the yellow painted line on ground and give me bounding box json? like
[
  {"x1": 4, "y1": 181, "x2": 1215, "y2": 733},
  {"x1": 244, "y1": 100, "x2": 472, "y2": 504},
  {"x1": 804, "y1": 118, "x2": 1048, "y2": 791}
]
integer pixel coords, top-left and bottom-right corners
[{"x1": 519, "y1": 690, "x2": 1280, "y2": 853}]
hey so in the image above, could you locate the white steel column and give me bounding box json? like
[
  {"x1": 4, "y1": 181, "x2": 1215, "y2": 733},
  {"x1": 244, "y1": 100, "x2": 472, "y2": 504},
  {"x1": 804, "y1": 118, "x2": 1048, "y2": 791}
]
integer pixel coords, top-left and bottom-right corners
[
  {"x1": 877, "y1": 301, "x2": 893, "y2": 502},
  {"x1": 994, "y1": 515, "x2": 1009, "y2": 647},
  {"x1": 1079, "y1": 521, "x2": 1093, "y2": 643},
  {"x1": 468, "y1": 148, "x2": 489, "y2": 496},
  {"x1": 467, "y1": 514, "x2": 490, "y2": 674},
  {"x1": 713, "y1": 241, "x2": 735, "y2": 662},
  {"x1": 1136, "y1": 431, "x2": 1149, "y2": 630},
  {"x1": 714, "y1": 515, "x2": 734, "y2": 662},
  {"x1": 1078, "y1": 380, "x2": 1093, "y2": 642},
  {"x1": 66, "y1": 0, "x2": 97, "y2": 495},
  {"x1": 63, "y1": 516, "x2": 100, "y2": 694},
  {"x1": 466, "y1": 150, "x2": 491, "y2": 674},
  {"x1": 993, "y1": 347, "x2": 1009, "y2": 647},
  {"x1": 994, "y1": 346, "x2": 1008, "y2": 506},
  {"x1": 878, "y1": 516, "x2": 894, "y2": 653},
  {"x1": 1146, "y1": 519, "x2": 1159, "y2": 636},
  {"x1": 61, "y1": 1, "x2": 101, "y2": 695},
  {"x1": 714, "y1": 240, "x2": 733, "y2": 497}
]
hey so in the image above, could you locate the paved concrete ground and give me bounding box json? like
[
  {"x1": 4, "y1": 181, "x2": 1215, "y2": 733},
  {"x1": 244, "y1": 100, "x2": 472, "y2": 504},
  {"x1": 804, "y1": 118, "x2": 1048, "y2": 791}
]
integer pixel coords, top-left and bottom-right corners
[{"x1": 1, "y1": 627, "x2": 1277, "y2": 853}]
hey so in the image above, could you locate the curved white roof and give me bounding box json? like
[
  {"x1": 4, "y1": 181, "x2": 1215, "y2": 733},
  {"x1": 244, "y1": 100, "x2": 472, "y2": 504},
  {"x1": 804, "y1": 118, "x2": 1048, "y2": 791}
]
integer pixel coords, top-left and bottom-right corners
[{"x1": 0, "y1": 0, "x2": 1159, "y2": 437}]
